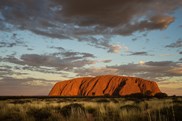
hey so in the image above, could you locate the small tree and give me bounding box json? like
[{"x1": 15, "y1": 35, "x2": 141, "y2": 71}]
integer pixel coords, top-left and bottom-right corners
[
  {"x1": 104, "y1": 93, "x2": 110, "y2": 97},
  {"x1": 144, "y1": 90, "x2": 152, "y2": 97},
  {"x1": 126, "y1": 93, "x2": 145, "y2": 98},
  {"x1": 154, "y1": 92, "x2": 168, "y2": 98}
]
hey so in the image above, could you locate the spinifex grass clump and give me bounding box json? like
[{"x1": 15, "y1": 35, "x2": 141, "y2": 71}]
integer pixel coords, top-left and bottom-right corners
[
  {"x1": 0, "y1": 97, "x2": 181, "y2": 121},
  {"x1": 27, "y1": 107, "x2": 52, "y2": 121}
]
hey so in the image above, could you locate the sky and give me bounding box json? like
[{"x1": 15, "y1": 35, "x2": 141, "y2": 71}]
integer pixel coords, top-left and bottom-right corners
[{"x1": 0, "y1": 0, "x2": 182, "y2": 96}]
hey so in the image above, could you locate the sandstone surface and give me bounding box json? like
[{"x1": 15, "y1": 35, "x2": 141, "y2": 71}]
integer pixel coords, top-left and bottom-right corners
[{"x1": 49, "y1": 75, "x2": 161, "y2": 96}]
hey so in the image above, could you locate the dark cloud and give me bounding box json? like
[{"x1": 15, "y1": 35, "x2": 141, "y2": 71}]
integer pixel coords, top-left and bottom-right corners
[
  {"x1": 62, "y1": 51, "x2": 95, "y2": 58},
  {"x1": 115, "y1": 15, "x2": 174, "y2": 35},
  {"x1": 78, "y1": 36, "x2": 123, "y2": 53},
  {"x1": 27, "y1": 48, "x2": 33, "y2": 51},
  {"x1": 100, "y1": 60, "x2": 112, "y2": 63},
  {"x1": 20, "y1": 54, "x2": 95, "y2": 70},
  {"x1": 179, "y1": 51, "x2": 182, "y2": 54},
  {"x1": 0, "y1": 63, "x2": 68, "y2": 76},
  {"x1": 78, "y1": 36, "x2": 110, "y2": 49},
  {"x1": 165, "y1": 39, "x2": 182, "y2": 48},
  {"x1": 0, "y1": 0, "x2": 180, "y2": 54},
  {"x1": 129, "y1": 51, "x2": 150, "y2": 56},
  {"x1": 75, "y1": 61, "x2": 182, "y2": 81},
  {"x1": 2, "y1": 56, "x2": 25, "y2": 65},
  {"x1": 132, "y1": 38, "x2": 137, "y2": 41},
  {"x1": 21, "y1": 66, "x2": 68, "y2": 75},
  {"x1": 50, "y1": 46, "x2": 65, "y2": 51},
  {"x1": 50, "y1": 46, "x2": 96, "y2": 57},
  {"x1": 56, "y1": 0, "x2": 177, "y2": 27},
  {"x1": 145, "y1": 61, "x2": 176, "y2": 66},
  {"x1": 31, "y1": 29, "x2": 70, "y2": 39},
  {"x1": 1, "y1": 52, "x2": 97, "y2": 71},
  {"x1": 0, "y1": 68, "x2": 13, "y2": 76},
  {"x1": 0, "y1": 41, "x2": 16, "y2": 48},
  {"x1": 0, "y1": 65, "x2": 27, "y2": 77},
  {"x1": 107, "y1": 61, "x2": 182, "y2": 80},
  {"x1": 124, "y1": 51, "x2": 154, "y2": 56},
  {"x1": 0, "y1": 0, "x2": 181, "y2": 39}
]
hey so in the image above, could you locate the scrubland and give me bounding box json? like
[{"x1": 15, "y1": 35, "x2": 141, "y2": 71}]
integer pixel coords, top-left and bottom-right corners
[{"x1": 0, "y1": 97, "x2": 181, "y2": 121}]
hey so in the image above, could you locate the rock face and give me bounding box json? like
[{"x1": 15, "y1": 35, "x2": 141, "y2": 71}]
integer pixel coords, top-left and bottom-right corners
[{"x1": 49, "y1": 75, "x2": 161, "y2": 96}]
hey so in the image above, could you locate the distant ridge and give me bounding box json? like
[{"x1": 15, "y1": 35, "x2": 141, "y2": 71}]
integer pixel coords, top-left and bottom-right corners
[{"x1": 49, "y1": 75, "x2": 161, "y2": 96}]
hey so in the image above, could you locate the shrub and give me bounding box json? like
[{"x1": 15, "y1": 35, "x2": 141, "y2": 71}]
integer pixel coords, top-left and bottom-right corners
[
  {"x1": 126, "y1": 93, "x2": 145, "y2": 98},
  {"x1": 144, "y1": 90, "x2": 152, "y2": 97},
  {"x1": 173, "y1": 104, "x2": 182, "y2": 121},
  {"x1": 154, "y1": 93, "x2": 168, "y2": 98},
  {"x1": 0, "y1": 112, "x2": 23, "y2": 121},
  {"x1": 104, "y1": 94, "x2": 110, "y2": 97},
  {"x1": 59, "y1": 103, "x2": 86, "y2": 118},
  {"x1": 120, "y1": 105, "x2": 141, "y2": 112},
  {"x1": 27, "y1": 107, "x2": 52, "y2": 121}
]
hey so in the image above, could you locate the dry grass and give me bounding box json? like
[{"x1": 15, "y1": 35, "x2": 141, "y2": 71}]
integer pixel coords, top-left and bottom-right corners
[{"x1": 0, "y1": 97, "x2": 181, "y2": 121}]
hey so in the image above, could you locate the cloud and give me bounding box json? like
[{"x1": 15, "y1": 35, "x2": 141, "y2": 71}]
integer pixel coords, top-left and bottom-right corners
[
  {"x1": 1, "y1": 48, "x2": 111, "y2": 72},
  {"x1": 139, "y1": 61, "x2": 145, "y2": 65},
  {"x1": 73, "y1": 61, "x2": 182, "y2": 81},
  {"x1": 50, "y1": 46, "x2": 95, "y2": 57},
  {"x1": 20, "y1": 54, "x2": 96, "y2": 70},
  {"x1": 179, "y1": 51, "x2": 182, "y2": 54},
  {"x1": 22, "y1": 80, "x2": 55, "y2": 86},
  {"x1": 96, "y1": 60, "x2": 112, "y2": 63},
  {"x1": 55, "y1": 0, "x2": 177, "y2": 27},
  {"x1": 0, "y1": 0, "x2": 180, "y2": 54},
  {"x1": 165, "y1": 39, "x2": 182, "y2": 48},
  {"x1": 106, "y1": 61, "x2": 182, "y2": 81},
  {"x1": 1, "y1": 45, "x2": 97, "y2": 71},
  {"x1": 0, "y1": 0, "x2": 181, "y2": 39},
  {"x1": 21, "y1": 66, "x2": 67, "y2": 75},
  {"x1": 124, "y1": 51, "x2": 154, "y2": 56},
  {"x1": 0, "y1": 42, "x2": 16, "y2": 48},
  {"x1": 74, "y1": 67, "x2": 118, "y2": 77},
  {"x1": 0, "y1": 66, "x2": 13, "y2": 76},
  {"x1": 78, "y1": 36, "x2": 126, "y2": 53},
  {"x1": 108, "y1": 45, "x2": 122, "y2": 53},
  {"x1": 129, "y1": 51, "x2": 149, "y2": 56},
  {"x1": 50, "y1": 46, "x2": 66, "y2": 51},
  {"x1": 0, "y1": 33, "x2": 27, "y2": 48},
  {"x1": 157, "y1": 77, "x2": 182, "y2": 96},
  {"x1": 31, "y1": 29, "x2": 69, "y2": 39},
  {"x1": 1, "y1": 55, "x2": 90, "y2": 71},
  {"x1": 0, "y1": 76, "x2": 56, "y2": 95},
  {"x1": 0, "y1": 65, "x2": 28, "y2": 79},
  {"x1": 115, "y1": 15, "x2": 174, "y2": 35},
  {"x1": 145, "y1": 61, "x2": 176, "y2": 66},
  {"x1": 62, "y1": 51, "x2": 95, "y2": 58}
]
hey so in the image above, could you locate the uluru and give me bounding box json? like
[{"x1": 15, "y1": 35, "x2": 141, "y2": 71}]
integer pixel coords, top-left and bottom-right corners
[{"x1": 49, "y1": 75, "x2": 161, "y2": 96}]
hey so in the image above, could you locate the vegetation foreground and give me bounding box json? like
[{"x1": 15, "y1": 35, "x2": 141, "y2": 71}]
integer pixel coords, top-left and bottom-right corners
[{"x1": 0, "y1": 97, "x2": 181, "y2": 121}]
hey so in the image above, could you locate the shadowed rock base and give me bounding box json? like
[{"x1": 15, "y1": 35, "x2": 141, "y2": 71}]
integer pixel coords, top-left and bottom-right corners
[{"x1": 49, "y1": 75, "x2": 161, "y2": 96}]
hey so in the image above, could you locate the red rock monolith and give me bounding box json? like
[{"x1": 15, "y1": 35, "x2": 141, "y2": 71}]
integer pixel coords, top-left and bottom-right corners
[{"x1": 49, "y1": 75, "x2": 161, "y2": 96}]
